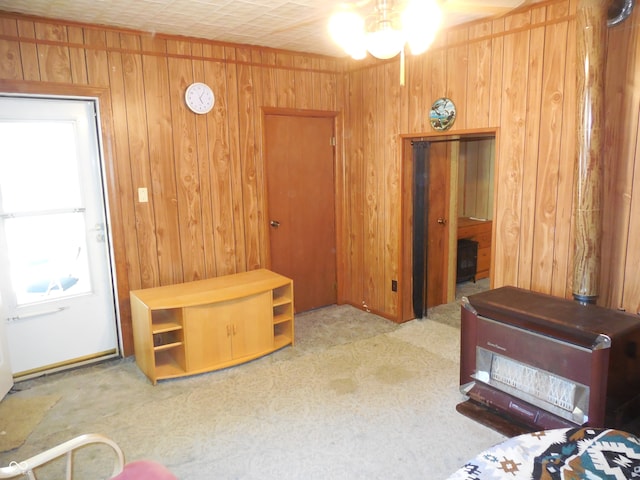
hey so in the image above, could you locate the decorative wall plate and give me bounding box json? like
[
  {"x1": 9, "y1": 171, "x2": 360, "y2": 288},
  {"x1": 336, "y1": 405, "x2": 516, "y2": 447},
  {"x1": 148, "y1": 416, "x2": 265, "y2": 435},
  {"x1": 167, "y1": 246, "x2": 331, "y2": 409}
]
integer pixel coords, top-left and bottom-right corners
[{"x1": 430, "y1": 97, "x2": 456, "y2": 131}]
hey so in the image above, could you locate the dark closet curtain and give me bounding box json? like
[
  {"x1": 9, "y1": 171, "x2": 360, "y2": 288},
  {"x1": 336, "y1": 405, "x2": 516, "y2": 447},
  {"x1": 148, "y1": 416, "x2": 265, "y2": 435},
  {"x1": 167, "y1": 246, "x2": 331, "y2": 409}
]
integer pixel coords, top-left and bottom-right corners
[{"x1": 412, "y1": 141, "x2": 429, "y2": 318}]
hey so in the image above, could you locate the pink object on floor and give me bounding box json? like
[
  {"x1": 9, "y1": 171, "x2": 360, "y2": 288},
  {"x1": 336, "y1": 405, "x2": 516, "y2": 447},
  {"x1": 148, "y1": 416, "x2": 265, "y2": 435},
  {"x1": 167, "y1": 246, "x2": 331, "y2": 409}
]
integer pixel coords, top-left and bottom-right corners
[{"x1": 112, "y1": 460, "x2": 178, "y2": 480}]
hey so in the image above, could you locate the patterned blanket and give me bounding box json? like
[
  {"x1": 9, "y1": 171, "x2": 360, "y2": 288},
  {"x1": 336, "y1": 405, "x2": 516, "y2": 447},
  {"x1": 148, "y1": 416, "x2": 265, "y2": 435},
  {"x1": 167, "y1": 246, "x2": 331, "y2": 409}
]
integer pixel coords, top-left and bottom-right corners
[{"x1": 447, "y1": 427, "x2": 640, "y2": 479}]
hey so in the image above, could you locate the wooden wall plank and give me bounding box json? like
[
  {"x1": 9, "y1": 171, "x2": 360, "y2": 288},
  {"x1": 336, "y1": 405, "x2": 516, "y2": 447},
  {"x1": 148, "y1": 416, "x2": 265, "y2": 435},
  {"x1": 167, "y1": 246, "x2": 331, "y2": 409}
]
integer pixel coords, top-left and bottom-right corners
[
  {"x1": 167, "y1": 40, "x2": 205, "y2": 283},
  {"x1": 606, "y1": 7, "x2": 640, "y2": 312},
  {"x1": 0, "y1": 38, "x2": 21, "y2": 80},
  {"x1": 250, "y1": 48, "x2": 270, "y2": 272},
  {"x1": 104, "y1": 32, "x2": 143, "y2": 293},
  {"x1": 384, "y1": 60, "x2": 401, "y2": 316},
  {"x1": 203, "y1": 45, "x2": 237, "y2": 276},
  {"x1": 466, "y1": 36, "x2": 491, "y2": 128},
  {"x1": 489, "y1": 18, "x2": 505, "y2": 126},
  {"x1": 312, "y1": 57, "x2": 338, "y2": 110},
  {"x1": 420, "y1": 47, "x2": 433, "y2": 131},
  {"x1": 446, "y1": 28, "x2": 468, "y2": 130},
  {"x1": 142, "y1": 49, "x2": 183, "y2": 286},
  {"x1": 294, "y1": 54, "x2": 313, "y2": 110},
  {"x1": 406, "y1": 54, "x2": 424, "y2": 132},
  {"x1": 459, "y1": 139, "x2": 494, "y2": 220},
  {"x1": 494, "y1": 29, "x2": 530, "y2": 286},
  {"x1": 236, "y1": 47, "x2": 262, "y2": 271},
  {"x1": 16, "y1": 20, "x2": 39, "y2": 80},
  {"x1": 84, "y1": 29, "x2": 109, "y2": 87},
  {"x1": 259, "y1": 51, "x2": 278, "y2": 108},
  {"x1": 459, "y1": 143, "x2": 471, "y2": 213},
  {"x1": 550, "y1": 4, "x2": 577, "y2": 300},
  {"x1": 275, "y1": 52, "x2": 295, "y2": 108},
  {"x1": 362, "y1": 66, "x2": 378, "y2": 311},
  {"x1": 622, "y1": 121, "x2": 640, "y2": 314},
  {"x1": 34, "y1": 22, "x2": 72, "y2": 83},
  {"x1": 530, "y1": 18, "x2": 569, "y2": 293},
  {"x1": 518, "y1": 20, "x2": 545, "y2": 291},
  {"x1": 0, "y1": 17, "x2": 17, "y2": 36},
  {"x1": 224, "y1": 47, "x2": 247, "y2": 273},
  {"x1": 120, "y1": 33, "x2": 160, "y2": 289},
  {"x1": 344, "y1": 70, "x2": 365, "y2": 304},
  {"x1": 0, "y1": 18, "x2": 21, "y2": 79},
  {"x1": 323, "y1": 73, "x2": 337, "y2": 112},
  {"x1": 310, "y1": 57, "x2": 323, "y2": 110},
  {"x1": 191, "y1": 42, "x2": 217, "y2": 279},
  {"x1": 485, "y1": 140, "x2": 495, "y2": 218},
  {"x1": 67, "y1": 26, "x2": 87, "y2": 85}
]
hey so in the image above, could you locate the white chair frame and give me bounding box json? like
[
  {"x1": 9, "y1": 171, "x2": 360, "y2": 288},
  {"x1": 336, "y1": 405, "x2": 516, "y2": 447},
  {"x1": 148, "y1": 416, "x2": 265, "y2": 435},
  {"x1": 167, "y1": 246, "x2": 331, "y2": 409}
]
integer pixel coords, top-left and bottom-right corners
[{"x1": 0, "y1": 433, "x2": 124, "y2": 480}]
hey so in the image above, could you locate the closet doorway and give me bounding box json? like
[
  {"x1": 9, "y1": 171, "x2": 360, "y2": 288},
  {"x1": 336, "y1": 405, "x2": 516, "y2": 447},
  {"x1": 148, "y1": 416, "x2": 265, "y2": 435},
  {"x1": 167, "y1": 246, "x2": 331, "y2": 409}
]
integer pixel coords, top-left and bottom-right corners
[{"x1": 401, "y1": 132, "x2": 496, "y2": 320}]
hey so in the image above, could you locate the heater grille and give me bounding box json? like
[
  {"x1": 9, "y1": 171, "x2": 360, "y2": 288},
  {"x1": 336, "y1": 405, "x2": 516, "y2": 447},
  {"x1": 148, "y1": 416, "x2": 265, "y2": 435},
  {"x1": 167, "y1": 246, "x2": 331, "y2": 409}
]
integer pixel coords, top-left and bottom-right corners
[
  {"x1": 474, "y1": 347, "x2": 590, "y2": 425},
  {"x1": 490, "y1": 354, "x2": 576, "y2": 411}
]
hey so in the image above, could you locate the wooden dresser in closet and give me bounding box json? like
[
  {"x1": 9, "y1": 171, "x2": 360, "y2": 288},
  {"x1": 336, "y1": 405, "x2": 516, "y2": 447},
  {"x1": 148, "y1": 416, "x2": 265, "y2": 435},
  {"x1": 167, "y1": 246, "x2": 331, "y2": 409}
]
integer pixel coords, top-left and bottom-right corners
[{"x1": 457, "y1": 217, "x2": 492, "y2": 280}]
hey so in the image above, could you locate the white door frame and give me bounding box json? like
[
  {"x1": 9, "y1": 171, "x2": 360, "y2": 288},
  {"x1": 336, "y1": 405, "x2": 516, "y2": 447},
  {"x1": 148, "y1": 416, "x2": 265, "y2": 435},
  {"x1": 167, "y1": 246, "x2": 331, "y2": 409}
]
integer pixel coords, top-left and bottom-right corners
[
  {"x1": 0, "y1": 294, "x2": 13, "y2": 399},
  {"x1": 0, "y1": 93, "x2": 122, "y2": 380}
]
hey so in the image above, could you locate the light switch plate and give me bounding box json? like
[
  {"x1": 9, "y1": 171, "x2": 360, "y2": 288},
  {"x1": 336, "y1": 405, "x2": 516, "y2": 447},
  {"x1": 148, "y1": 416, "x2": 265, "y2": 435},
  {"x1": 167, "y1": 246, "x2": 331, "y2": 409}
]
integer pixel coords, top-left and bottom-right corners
[{"x1": 138, "y1": 187, "x2": 148, "y2": 203}]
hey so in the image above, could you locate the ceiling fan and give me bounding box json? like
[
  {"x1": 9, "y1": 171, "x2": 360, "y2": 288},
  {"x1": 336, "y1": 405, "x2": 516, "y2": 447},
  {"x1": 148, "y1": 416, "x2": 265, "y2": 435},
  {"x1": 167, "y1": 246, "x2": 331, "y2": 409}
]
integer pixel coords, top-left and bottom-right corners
[
  {"x1": 328, "y1": 0, "x2": 525, "y2": 60},
  {"x1": 270, "y1": 0, "x2": 529, "y2": 60}
]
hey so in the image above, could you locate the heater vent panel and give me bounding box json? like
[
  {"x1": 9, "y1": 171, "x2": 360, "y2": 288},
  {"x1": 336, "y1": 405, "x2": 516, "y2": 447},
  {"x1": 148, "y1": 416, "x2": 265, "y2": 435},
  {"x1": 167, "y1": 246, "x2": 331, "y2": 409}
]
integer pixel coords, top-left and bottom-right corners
[{"x1": 474, "y1": 347, "x2": 590, "y2": 425}]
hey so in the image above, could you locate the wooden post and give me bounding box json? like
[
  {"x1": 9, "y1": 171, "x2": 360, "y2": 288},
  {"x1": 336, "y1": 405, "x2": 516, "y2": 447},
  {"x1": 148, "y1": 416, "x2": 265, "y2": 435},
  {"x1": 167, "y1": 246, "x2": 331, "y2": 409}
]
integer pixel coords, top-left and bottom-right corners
[{"x1": 573, "y1": 0, "x2": 608, "y2": 304}]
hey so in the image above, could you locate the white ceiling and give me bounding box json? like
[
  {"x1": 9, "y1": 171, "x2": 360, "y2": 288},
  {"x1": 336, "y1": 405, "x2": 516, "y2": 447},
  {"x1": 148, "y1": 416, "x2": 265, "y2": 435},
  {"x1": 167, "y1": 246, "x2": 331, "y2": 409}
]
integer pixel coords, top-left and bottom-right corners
[{"x1": 0, "y1": 0, "x2": 531, "y2": 57}]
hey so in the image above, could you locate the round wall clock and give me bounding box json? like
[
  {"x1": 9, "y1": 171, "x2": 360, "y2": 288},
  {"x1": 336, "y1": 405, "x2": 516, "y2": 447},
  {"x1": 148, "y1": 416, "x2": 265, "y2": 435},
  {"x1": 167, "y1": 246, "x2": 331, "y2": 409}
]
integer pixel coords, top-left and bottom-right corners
[
  {"x1": 430, "y1": 97, "x2": 456, "y2": 131},
  {"x1": 185, "y1": 82, "x2": 215, "y2": 114}
]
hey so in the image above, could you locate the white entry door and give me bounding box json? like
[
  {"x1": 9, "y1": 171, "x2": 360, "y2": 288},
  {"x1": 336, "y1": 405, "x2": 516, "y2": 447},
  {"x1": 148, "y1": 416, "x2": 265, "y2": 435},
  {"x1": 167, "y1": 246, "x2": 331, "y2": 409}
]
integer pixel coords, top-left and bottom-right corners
[
  {"x1": 0, "y1": 95, "x2": 118, "y2": 378},
  {"x1": 0, "y1": 300, "x2": 13, "y2": 399}
]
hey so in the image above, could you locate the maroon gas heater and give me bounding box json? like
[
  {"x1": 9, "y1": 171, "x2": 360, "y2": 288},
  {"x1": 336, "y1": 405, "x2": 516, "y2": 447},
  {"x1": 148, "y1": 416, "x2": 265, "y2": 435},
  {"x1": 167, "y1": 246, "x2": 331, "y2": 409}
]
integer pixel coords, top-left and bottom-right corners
[{"x1": 459, "y1": 286, "x2": 640, "y2": 433}]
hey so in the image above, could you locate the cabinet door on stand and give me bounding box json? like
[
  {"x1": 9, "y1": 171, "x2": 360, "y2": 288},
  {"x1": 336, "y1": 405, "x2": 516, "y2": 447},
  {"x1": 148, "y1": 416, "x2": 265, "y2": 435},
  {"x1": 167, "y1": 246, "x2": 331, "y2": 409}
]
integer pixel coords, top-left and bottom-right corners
[
  {"x1": 231, "y1": 292, "x2": 273, "y2": 358},
  {"x1": 183, "y1": 292, "x2": 273, "y2": 371},
  {"x1": 184, "y1": 304, "x2": 232, "y2": 370}
]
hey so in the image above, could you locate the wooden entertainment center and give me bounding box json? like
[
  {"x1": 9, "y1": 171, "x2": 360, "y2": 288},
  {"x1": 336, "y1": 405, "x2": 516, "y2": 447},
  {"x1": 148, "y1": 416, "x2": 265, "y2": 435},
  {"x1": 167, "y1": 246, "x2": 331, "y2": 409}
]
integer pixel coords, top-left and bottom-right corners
[{"x1": 130, "y1": 269, "x2": 294, "y2": 385}]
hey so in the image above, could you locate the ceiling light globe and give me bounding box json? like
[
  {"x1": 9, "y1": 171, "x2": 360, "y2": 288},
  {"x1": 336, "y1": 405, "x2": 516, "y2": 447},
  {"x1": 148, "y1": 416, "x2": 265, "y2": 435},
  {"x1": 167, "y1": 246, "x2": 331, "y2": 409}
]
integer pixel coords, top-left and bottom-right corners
[
  {"x1": 366, "y1": 27, "x2": 404, "y2": 59},
  {"x1": 348, "y1": 45, "x2": 368, "y2": 60}
]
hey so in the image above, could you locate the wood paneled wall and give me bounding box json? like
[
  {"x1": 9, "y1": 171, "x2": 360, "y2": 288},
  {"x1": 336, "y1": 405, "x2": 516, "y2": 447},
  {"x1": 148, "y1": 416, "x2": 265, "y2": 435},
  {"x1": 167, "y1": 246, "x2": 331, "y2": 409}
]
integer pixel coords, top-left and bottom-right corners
[
  {"x1": 601, "y1": 3, "x2": 640, "y2": 312},
  {"x1": 458, "y1": 139, "x2": 495, "y2": 220},
  {"x1": 1, "y1": 0, "x2": 639, "y2": 351},
  {"x1": 0, "y1": 14, "x2": 342, "y2": 354},
  {"x1": 342, "y1": 0, "x2": 640, "y2": 319}
]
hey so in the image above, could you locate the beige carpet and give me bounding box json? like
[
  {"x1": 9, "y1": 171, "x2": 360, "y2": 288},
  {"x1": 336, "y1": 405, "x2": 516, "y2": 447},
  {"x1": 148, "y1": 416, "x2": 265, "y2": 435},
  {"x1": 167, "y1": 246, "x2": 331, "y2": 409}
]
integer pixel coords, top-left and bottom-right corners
[
  {"x1": 0, "y1": 394, "x2": 60, "y2": 452},
  {"x1": 0, "y1": 283, "x2": 504, "y2": 479}
]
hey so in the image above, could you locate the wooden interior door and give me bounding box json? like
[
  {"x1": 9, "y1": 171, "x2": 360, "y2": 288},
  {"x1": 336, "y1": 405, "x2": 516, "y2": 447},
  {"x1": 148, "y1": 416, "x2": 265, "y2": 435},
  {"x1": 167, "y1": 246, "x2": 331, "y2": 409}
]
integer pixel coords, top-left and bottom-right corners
[
  {"x1": 411, "y1": 140, "x2": 452, "y2": 317},
  {"x1": 426, "y1": 142, "x2": 451, "y2": 307},
  {"x1": 264, "y1": 114, "x2": 337, "y2": 313}
]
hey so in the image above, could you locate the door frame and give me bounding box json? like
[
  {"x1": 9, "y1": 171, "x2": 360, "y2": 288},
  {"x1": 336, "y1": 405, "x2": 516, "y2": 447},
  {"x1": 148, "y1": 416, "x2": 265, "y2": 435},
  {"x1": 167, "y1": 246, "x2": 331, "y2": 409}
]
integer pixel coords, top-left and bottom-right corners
[
  {"x1": 400, "y1": 128, "x2": 499, "y2": 321},
  {"x1": 0, "y1": 80, "x2": 127, "y2": 356},
  {"x1": 260, "y1": 107, "x2": 346, "y2": 305}
]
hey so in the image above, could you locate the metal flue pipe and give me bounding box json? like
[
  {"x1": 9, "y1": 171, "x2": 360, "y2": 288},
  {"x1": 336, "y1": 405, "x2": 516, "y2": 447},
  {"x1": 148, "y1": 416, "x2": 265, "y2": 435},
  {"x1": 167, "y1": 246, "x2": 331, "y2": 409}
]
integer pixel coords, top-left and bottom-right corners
[
  {"x1": 572, "y1": 0, "x2": 608, "y2": 304},
  {"x1": 572, "y1": 0, "x2": 634, "y2": 304}
]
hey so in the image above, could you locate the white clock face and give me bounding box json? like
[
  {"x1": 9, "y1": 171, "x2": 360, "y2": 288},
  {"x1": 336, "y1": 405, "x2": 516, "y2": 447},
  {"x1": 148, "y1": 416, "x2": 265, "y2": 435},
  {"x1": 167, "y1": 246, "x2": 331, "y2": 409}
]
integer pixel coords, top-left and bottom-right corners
[{"x1": 185, "y1": 82, "x2": 215, "y2": 114}]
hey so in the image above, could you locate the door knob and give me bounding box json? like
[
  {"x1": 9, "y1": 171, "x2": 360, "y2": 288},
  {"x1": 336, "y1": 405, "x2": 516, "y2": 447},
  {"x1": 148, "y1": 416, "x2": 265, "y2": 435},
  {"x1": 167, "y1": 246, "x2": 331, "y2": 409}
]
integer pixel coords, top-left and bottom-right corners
[
  {"x1": 437, "y1": 217, "x2": 447, "y2": 225},
  {"x1": 270, "y1": 220, "x2": 280, "y2": 228}
]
